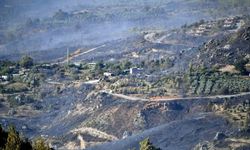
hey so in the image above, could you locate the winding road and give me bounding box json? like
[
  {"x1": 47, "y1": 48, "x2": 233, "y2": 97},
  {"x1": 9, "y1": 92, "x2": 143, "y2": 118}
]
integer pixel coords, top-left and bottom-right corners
[{"x1": 102, "y1": 90, "x2": 250, "y2": 102}]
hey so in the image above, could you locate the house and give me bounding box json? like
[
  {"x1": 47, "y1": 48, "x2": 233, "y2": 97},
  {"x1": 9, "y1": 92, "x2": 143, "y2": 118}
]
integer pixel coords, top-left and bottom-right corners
[
  {"x1": 19, "y1": 69, "x2": 30, "y2": 75},
  {"x1": 1, "y1": 75, "x2": 8, "y2": 81},
  {"x1": 223, "y1": 44, "x2": 231, "y2": 50},
  {"x1": 130, "y1": 68, "x2": 144, "y2": 75},
  {"x1": 103, "y1": 72, "x2": 113, "y2": 77},
  {"x1": 2, "y1": 75, "x2": 9, "y2": 81},
  {"x1": 223, "y1": 17, "x2": 237, "y2": 29},
  {"x1": 12, "y1": 74, "x2": 20, "y2": 78},
  {"x1": 224, "y1": 18, "x2": 234, "y2": 25},
  {"x1": 73, "y1": 62, "x2": 82, "y2": 67}
]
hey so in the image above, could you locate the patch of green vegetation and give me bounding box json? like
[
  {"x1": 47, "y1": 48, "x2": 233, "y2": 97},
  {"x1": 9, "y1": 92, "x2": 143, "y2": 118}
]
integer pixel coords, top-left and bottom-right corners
[
  {"x1": 139, "y1": 138, "x2": 161, "y2": 150},
  {"x1": 0, "y1": 60, "x2": 16, "y2": 76},
  {"x1": 189, "y1": 71, "x2": 250, "y2": 96},
  {"x1": 19, "y1": 56, "x2": 34, "y2": 69},
  {"x1": 234, "y1": 59, "x2": 249, "y2": 75},
  {"x1": 225, "y1": 100, "x2": 250, "y2": 129},
  {"x1": 0, "y1": 125, "x2": 52, "y2": 150}
]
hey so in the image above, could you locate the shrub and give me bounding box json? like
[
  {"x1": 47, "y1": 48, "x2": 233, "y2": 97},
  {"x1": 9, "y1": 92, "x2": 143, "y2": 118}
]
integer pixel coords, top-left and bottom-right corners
[
  {"x1": 234, "y1": 59, "x2": 248, "y2": 75},
  {"x1": 5, "y1": 126, "x2": 22, "y2": 150},
  {"x1": 140, "y1": 138, "x2": 161, "y2": 150},
  {"x1": 33, "y1": 138, "x2": 50, "y2": 150},
  {"x1": 19, "y1": 56, "x2": 34, "y2": 69},
  {"x1": 0, "y1": 125, "x2": 51, "y2": 150}
]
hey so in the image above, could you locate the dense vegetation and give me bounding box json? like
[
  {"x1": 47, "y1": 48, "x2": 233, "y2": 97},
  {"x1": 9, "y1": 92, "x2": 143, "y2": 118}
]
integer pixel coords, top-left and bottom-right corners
[{"x1": 0, "y1": 125, "x2": 51, "y2": 150}]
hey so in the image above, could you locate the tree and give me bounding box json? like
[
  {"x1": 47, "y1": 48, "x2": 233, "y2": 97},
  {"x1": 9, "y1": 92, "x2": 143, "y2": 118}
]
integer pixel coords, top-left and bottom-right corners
[
  {"x1": 33, "y1": 138, "x2": 50, "y2": 150},
  {"x1": 122, "y1": 61, "x2": 132, "y2": 70},
  {"x1": 19, "y1": 56, "x2": 34, "y2": 69},
  {"x1": 217, "y1": 86, "x2": 230, "y2": 95},
  {"x1": 244, "y1": 106, "x2": 250, "y2": 132},
  {"x1": 5, "y1": 126, "x2": 22, "y2": 150},
  {"x1": 0, "y1": 125, "x2": 8, "y2": 149},
  {"x1": 188, "y1": 63, "x2": 194, "y2": 75},
  {"x1": 20, "y1": 138, "x2": 33, "y2": 150},
  {"x1": 95, "y1": 61, "x2": 105, "y2": 70},
  {"x1": 140, "y1": 138, "x2": 161, "y2": 150},
  {"x1": 234, "y1": 59, "x2": 248, "y2": 75},
  {"x1": 0, "y1": 125, "x2": 50, "y2": 150}
]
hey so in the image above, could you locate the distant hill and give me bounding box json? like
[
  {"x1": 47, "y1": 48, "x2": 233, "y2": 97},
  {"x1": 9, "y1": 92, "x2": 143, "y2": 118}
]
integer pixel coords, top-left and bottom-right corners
[{"x1": 193, "y1": 23, "x2": 250, "y2": 68}]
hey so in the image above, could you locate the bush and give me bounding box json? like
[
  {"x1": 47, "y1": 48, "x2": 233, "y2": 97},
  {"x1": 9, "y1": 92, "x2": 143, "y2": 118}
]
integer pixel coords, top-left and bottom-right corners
[
  {"x1": 33, "y1": 138, "x2": 50, "y2": 150},
  {"x1": 234, "y1": 59, "x2": 248, "y2": 75},
  {"x1": 140, "y1": 138, "x2": 161, "y2": 150},
  {"x1": 217, "y1": 86, "x2": 230, "y2": 95},
  {"x1": 5, "y1": 126, "x2": 22, "y2": 150},
  {"x1": 0, "y1": 125, "x2": 52, "y2": 150},
  {"x1": 19, "y1": 56, "x2": 34, "y2": 69}
]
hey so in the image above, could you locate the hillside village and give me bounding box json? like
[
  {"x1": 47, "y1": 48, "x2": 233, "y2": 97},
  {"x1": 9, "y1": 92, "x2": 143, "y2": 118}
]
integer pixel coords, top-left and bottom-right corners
[{"x1": 1, "y1": 0, "x2": 250, "y2": 150}]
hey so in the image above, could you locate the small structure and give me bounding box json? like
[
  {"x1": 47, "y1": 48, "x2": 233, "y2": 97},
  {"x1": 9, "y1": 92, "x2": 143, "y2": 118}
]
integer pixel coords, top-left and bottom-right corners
[
  {"x1": 1, "y1": 75, "x2": 8, "y2": 81},
  {"x1": 223, "y1": 17, "x2": 238, "y2": 29},
  {"x1": 103, "y1": 72, "x2": 113, "y2": 77},
  {"x1": 73, "y1": 62, "x2": 82, "y2": 67},
  {"x1": 12, "y1": 74, "x2": 20, "y2": 78},
  {"x1": 19, "y1": 69, "x2": 30, "y2": 75},
  {"x1": 189, "y1": 23, "x2": 212, "y2": 36},
  {"x1": 223, "y1": 44, "x2": 231, "y2": 50},
  {"x1": 130, "y1": 67, "x2": 144, "y2": 75}
]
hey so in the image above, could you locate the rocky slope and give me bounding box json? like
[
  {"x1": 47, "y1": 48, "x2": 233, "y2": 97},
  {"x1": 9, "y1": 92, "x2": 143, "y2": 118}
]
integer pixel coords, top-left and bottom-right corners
[{"x1": 193, "y1": 24, "x2": 250, "y2": 68}]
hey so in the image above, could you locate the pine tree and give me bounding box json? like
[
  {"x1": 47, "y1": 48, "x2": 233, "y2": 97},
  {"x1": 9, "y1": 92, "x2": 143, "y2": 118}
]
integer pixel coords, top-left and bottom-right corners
[
  {"x1": 140, "y1": 138, "x2": 161, "y2": 150},
  {"x1": 5, "y1": 126, "x2": 22, "y2": 150},
  {"x1": 33, "y1": 138, "x2": 50, "y2": 150}
]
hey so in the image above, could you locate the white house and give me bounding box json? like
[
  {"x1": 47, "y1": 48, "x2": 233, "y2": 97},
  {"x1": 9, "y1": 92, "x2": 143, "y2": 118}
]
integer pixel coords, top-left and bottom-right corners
[
  {"x1": 103, "y1": 72, "x2": 113, "y2": 77},
  {"x1": 1, "y1": 75, "x2": 8, "y2": 80}
]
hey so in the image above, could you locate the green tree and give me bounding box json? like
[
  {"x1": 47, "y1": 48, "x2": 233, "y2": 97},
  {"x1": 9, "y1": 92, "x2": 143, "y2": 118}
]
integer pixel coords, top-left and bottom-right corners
[
  {"x1": 188, "y1": 63, "x2": 194, "y2": 75},
  {"x1": 140, "y1": 138, "x2": 161, "y2": 150},
  {"x1": 234, "y1": 59, "x2": 248, "y2": 75},
  {"x1": 95, "y1": 61, "x2": 105, "y2": 70},
  {"x1": 122, "y1": 61, "x2": 132, "y2": 70},
  {"x1": 19, "y1": 56, "x2": 34, "y2": 69},
  {"x1": 243, "y1": 106, "x2": 250, "y2": 131},
  {"x1": 33, "y1": 138, "x2": 50, "y2": 150},
  {"x1": 5, "y1": 126, "x2": 22, "y2": 150}
]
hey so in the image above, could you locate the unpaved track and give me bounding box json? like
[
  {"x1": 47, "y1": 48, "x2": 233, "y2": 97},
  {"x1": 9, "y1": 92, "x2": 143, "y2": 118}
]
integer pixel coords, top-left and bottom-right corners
[
  {"x1": 103, "y1": 90, "x2": 250, "y2": 102},
  {"x1": 52, "y1": 44, "x2": 106, "y2": 65},
  {"x1": 62, "y1": 44, "x2": 106, "y2": 63},
  {"x1": 71, "y1": 127, "x2": 118, "y2": 141}
]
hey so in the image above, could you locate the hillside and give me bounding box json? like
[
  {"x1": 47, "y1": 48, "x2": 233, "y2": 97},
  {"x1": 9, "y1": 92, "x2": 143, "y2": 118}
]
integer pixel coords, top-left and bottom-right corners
[
  {"x1": 193, "y1": 21, "x2": 250, "y2": 68},
  {"x1": 1, "y1": 1, "x2": 250, "y2": 150}
]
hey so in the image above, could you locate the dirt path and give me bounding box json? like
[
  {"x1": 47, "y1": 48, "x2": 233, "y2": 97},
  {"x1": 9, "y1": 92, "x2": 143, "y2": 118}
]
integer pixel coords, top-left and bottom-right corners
[
  {"x1": 102, "y1": 90, "x2": 250, "y2": 102},
  {"x1": 52, "y1": 44, "x2": 106, "y2": 65},
  {"x1": 62, "y1": 44, "x2": 106, "y2": 63},
  {"x1": 71, "y1": 127, "x2": 118, "y2": 141}
]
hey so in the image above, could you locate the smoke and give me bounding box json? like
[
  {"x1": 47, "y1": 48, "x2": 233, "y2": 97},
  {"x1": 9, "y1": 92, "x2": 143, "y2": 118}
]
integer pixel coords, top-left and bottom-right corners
[{"x1": 1, "y1": 0, "x2": 249, "y2": 61}]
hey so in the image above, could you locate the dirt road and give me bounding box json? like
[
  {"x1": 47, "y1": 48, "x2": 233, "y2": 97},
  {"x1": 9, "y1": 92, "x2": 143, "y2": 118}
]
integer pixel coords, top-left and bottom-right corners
[{"x1": 102, "y1": 90, "x2": 250, "y2": 102}]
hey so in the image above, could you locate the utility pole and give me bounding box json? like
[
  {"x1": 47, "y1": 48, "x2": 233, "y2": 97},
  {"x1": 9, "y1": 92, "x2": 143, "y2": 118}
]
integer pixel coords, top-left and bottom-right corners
[{"x1": 67, "y1": 48, "x2": 69, "y2": 65}]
